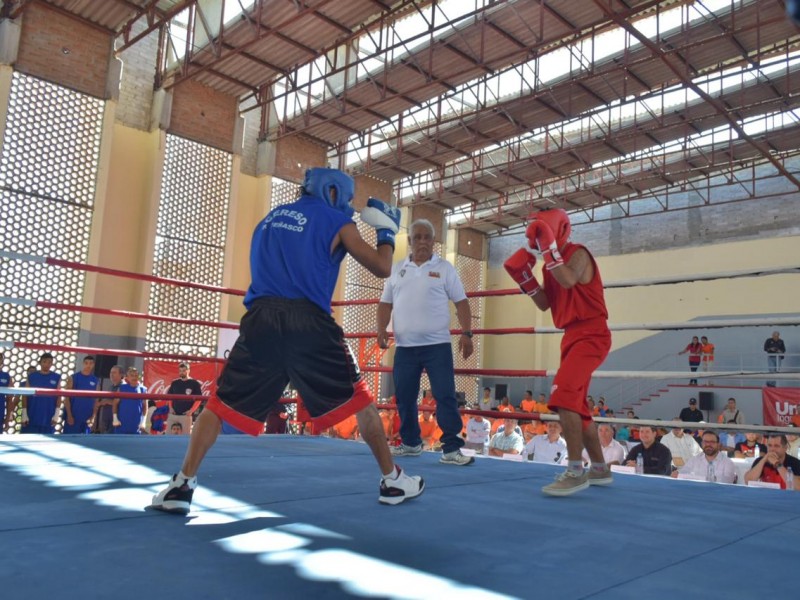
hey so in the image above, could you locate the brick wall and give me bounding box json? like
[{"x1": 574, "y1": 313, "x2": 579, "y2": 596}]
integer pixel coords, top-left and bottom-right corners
[
  {"x1": 457, "y1": 228, "x2": 485, "y2": 260},
  {"x1": 115, "y1": 20, "x2": 158, "y2": 130},
  {"x1": 353, "y1": 174, "x2": 392, "y2": 211},
  {"x1": 273, "y1": 134, "x2": 328, "y2": 182},
  {"x1": 169, "y1": 79, "x2": 238, "y2": 152},
  {"x1": 15, "y1": 2, "x2": 112, "y2": 99}
]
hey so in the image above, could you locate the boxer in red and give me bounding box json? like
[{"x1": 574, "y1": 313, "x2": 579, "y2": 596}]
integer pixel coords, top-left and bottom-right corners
[{"x1": 503, "y1": 208, "x2": 612, "y2": 496}]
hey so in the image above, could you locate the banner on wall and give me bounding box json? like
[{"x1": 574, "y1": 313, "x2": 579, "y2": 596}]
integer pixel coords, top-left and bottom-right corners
[
  {"x1": 761, "y1": 387, "x2": 800, "y2": 426},
  {"x1": 143, "y1": 360, "x2": 222, "y2": 404}
]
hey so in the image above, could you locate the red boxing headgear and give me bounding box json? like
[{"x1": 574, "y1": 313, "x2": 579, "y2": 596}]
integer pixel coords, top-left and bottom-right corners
[{"x1": 528, "y1": 208, "x2": 571, "y2": 249}]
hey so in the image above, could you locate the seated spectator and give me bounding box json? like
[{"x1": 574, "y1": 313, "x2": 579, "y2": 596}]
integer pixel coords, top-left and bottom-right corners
[
  {"x1": 497, "y1": 396, "x2": 513, "y2": 413},
  {"x1": 488, "y1": 418, "x2": 524, "y2": 457},
  {"x1": 170, "y1": 422, "x2": 183, "y2": 435},
  {"x1": 597, "y1": 398, "x2": 608, "y2": 417},
  {"x1": 330, "y1": 413, "x2": 359, "y2": 440},
  {"x1": 587, "y1": 397, "x2": 598, "y2": 416},
  {"x1": 616, "y1": 423, "x2": 631, "y2": 442},
  {"x1": 605, "y1": 408, "x2": 615, "y2": 417},
  {"x1": 659, "y1": 420, "x2": 702, "y2": 468},
  {"x1": 744, "y1": 433, "x2": 800, "y2": 490},
  {"x1": 522, "y1": 421, "x2": 567, "y2": 464},
  {"x1": 674, "y1": 430, "x2": 736, "y2": 483},
  {"x1": 419, "y1": 410, "x2": 442, "y2": 450},
  {"x1": 419, "y1": 390, "x2": 436, "y2": 412},
  {"x1": 378, "y1": 409, "x2": 394, "y2": 443},
  {"x1": 464, "y1": 413, "x2": 491, "y2": 452},
  {"x1": 519, "y1": 390, "x2": 537, "y2": 413},
  {"x1": 625, "y1": 425, "x2": 673, "y2": 476},
  {"x1": 522, "y1": 419, "x2": 546, "y2": 443},
  {"x1": 535, "y1": 393, "x2": 551, "y2": 414},
  {"x1": 734, "y1": 432, "x2": 767, "y2": 458},
  {"x1": 788, "y1": 424, "x2": 800, "y2": 458},
  {"x1": 582, "y1": 423, "x2": 625, "y2": 466},
  {"x1": 720, "y1": 429, "x2": 746, "y2": 455}
]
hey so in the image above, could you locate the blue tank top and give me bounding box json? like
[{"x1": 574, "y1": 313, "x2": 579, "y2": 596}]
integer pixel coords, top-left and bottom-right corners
[
  {"x1": 27, "y1": 370, "x2": 61, "y2": 427},
  {"x1": 244, "y1": 195, "x2": 352, "y2": 313},
  {"x1": 116, "y1": 383, "x2": 146, "y2": 434},
  {"x1": 0, "y1": 370, "x2": 10, "y2": 414},
  {"x1": 70, "y1": 371, "x2": 99, "y2": 420}
]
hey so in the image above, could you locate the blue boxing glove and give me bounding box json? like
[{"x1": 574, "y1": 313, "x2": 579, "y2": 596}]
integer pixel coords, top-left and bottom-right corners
[{"x1": 360, "y1": 197, "x2": 401, "y2": 249}]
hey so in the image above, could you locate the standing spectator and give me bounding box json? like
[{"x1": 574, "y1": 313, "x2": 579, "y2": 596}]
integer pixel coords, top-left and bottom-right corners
[
  {"x1": 675, "y1": 431, "x2": 736, "y2": 483},
  {"x1": 624, "y1": 425, "x2": 673, "y2": 476},
  {"x1": 659, "y1": 421, "x2": 702, "y2": 468},
  {"x1": 678, "y1": 336, "x2": 703, "y2": 385},
  {"x1": 0, "y1": 353, "x2": 14, "y2": 433},
  {"x1": 523, "y1": 421, "x2": 568, "y2": 464},
  {"x1": 744, "y1": 434, "x2": 800, "y2": 490},
  {"x1": 719, "y1": 397, "x2": 744, "y2": 425},
  {"x1": 377, "y1": 218, "x2": 474, "y2": 466},
  {"x1": 488, "y1": 418, "x2": 525, "y2": 457},
  {"x1": 700, "y1": 336, "x2": 715, "y2": 375},
  {"x1": 464, "y1": 413, "x2": 491, "y2": 452},
  {"x1": 166, "y1": 362, "x2": 203, "y2": 435},
  {"x1": 504, "y1": 208, "x2": 611, "y2": 496},
  {"x1": 62, "y1": 355, "x2": 99, "y2": 434},
  {"x1": 764, "y1": 331, "x2": 786, "y2": 387},
  {"x1": 115, "y1": 367, "x2": 148, "y2": 434},
  {"x1": 91, "y1": 365, "x2": 123, "y2": 434},
  {"x1": 21, "y1": 353, "x2": 61, "y2": 434},
  {"x1": 679, "y1": 398, "x2": 704, "y2": 423},
  {"x1": 582, "y1": 423, "x2": 625, "y2": 466}
]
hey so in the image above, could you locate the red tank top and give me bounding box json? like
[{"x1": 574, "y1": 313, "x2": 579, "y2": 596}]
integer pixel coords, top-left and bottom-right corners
[{"x1": 543, "y1": 243, "x2": 608, "y2": 329}]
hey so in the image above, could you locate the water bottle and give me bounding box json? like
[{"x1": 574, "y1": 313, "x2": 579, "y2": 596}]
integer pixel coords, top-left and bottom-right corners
[
  {"x1": 754, "y1": 445, "x2": 760, "y2": 459},
  {"x1": 786, "y1": 468, "x2": 794, "y2": 492},
  {"x1": 635, "y1": 453, "x2": 644, "y2": 474}
]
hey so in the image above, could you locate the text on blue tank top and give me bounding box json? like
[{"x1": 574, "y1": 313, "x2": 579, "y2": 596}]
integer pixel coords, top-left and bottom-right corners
[
  {"x1": 245, "y1": 196, "x2": 352, "y2": 313},
  {"x1": 72, "y1": 372, "x2": 99, "y2": 391}
]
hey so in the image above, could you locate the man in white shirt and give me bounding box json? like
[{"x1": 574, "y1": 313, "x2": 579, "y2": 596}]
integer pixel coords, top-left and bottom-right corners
[
  {"x1": 676, "y1": 430, "x2": 736, "y2": 483},
  {"x1": 488, "y1": 418, "x2": 525, "y2": 457},
  {"x1": 523, "y1": 421, "x2": 567, "y2": 464},
  {"x1": 465, "y1": 413, "x2": 491, "y2": 452},
  {"x1": 659, "y1": 421, "x2": 702, "y2": 468},
  {"x1": 377, "y1": 219, "x2": 474, "y2": 466},
  {"x1": 582, "y1": 423, "x2": 625, "y2": 466}
]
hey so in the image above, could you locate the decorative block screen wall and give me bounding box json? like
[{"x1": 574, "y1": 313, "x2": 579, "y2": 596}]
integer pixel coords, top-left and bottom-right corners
[
  {"x1": 0, "y1": 72, "x2": 103, "y2": 432},
  {"x1": 145, "y1": 135, "x2": 232, "y2": 357},
  {"x1": 453, "y1": 254, "x2": 484, "y2": 406}
]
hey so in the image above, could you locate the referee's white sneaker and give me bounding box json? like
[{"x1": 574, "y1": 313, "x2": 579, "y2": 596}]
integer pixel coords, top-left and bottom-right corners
[
  {"x1": 390, "y1": 443, "x2": 423, "y2": 457},
  {"x1": 379, "y1": 466, "x2": 425, "y2": 505},
  {"x1": 439, "y1": 450, "x2": 475, "y2": 466}
]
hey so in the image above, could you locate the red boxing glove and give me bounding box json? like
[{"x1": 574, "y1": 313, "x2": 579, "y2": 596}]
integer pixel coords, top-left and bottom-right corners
[
  {"x1": 503, "y1": 248, "x2": 541, "y2": 297},
  {"x1": 525, "y1": 220, "x2": 564, "y2": 270}
]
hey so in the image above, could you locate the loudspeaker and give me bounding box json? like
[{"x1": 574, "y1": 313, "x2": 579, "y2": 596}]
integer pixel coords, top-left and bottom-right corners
[
  {"x1": 495, "y1": 384, "x2": 508, "y2": 400},
  {"x1": 94, "y1": 354, "x2": 119, "y2": 378},
  {"x1": 698, "y1": 391, "x2": 714, "y2": 411}
]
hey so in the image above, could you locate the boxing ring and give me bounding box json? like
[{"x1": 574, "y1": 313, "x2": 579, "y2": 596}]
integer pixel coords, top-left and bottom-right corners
[{"x1": 1, "y1": 252, "x2": 800, "y2": 599}]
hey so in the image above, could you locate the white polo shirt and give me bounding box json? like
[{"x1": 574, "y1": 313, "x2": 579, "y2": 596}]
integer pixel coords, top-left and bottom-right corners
[{"x1": 380, "y1": 254, "x2": 467, "y2": 347}]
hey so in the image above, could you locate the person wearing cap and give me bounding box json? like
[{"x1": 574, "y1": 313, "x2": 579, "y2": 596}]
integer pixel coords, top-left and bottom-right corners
[
  {"x1": 679, "y1": 398, "x2": 704, "y2": 423},
  {"x1": 165, "y1": 362, "x2": 203, "y2": 435},
  {"x1": 20, "y1": 352, "x2": 62, "y2": 434}
]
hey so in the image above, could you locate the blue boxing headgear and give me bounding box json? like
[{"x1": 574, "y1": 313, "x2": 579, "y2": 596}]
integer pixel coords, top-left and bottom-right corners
[{"x1": 302, "y1": 168, "x2": 355, "y2": 218}]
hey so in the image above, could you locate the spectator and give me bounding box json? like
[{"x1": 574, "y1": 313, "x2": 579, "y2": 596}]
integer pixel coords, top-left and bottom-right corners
[
  {"x1": 625, "y1": 425, "x2": 673, "y2": 476},
  {"x1": 377, "y1": 218, "x2": 474, "y2": 466},
  {"x1": 522, "y1": 418, "x2": 546, "y2": 442},
  {"x1": 700, "y1": 336, "x2": 714, "y2": 374},
  {"x1": 597, "y1": 397, "x2": 607, "y2": 417},
  {"x1": 419, "y1": 389, "x2": 436, "y2": 412},
  {"x1": 170, "y1": 422, "x2": 183, "y2": 435},
  {"x1": 523, "y1": 421, "x2": 567, "y2": 464},
  {"x1": 0, "y1": 353, "x2": 14, "y2": 433},
  {"x1": 331, "y1": 413, "x2": 359, "y2": 440},
  {"x1": 787, "y1": 424, "x2": 800, "y2": 458},
  {"x1": 734, "y1": 432, "x2": 767, "y2": 459},
  {"x1": 616, "y1": 422, "x2": 631, "y2": 442},
  {"x1": 679, "y1": 398, "x2": 704, "y2": 423},
  {"x1": 498, "y1": 397, "x2": 513, "y2": 413},
  {"x1": 166, "y1": 362, "x2": 203, "y2": 436},
  {"x1": 675, "y1": 430, "x2": 736, "y2": 483},
  {"x1": 519, "y1": 390, "x2": 537, "y2": 413},
  {"x1": 264, "y1": 403, "x2": 288, "y2": 435},
  {"x1": 464, "y1": 413, "x2": 491, "y2": 452},
  {"x1": 418, "y1": 410, "x2": 442, "y2": 450},
  {"x1": 21, "y1": 353, "x2": 61, "y2": 434},
  {"x1": 582, "y1": 423, "x2": 625, "y2": 466},
  {"x1": 659, "y1": 421, "x2": 702, "y2": 468},
  {"x1": 535, "y1": 393, "x2": 551, "y2": 414},
  {"x1": 764, "y1": 331, "x2": 785, "y2": 387},
  {"x1": 719, "y1": 397, "x2": 744, "y2": 425},
  {"x1": 744, "y1": 434, "x2": 800, "y2": 490},
  {"x1": 587, "y1": 397, "x2": 597, "y2": 416},
  {"x1": 115, "y1": 367, "x2": 147, "y2": 434},
  {"x1": 488, "y1": 418, "x2": 525, "y2": 457},
  {"x1": 62, "y1": 355, "x2": 99, "y2": 434},
  {"x1": 478, "y1": 386, "x2": 493, "y2": 413},
  {"x1": 678, "y1": 336, "x2": 702, "y2": 385}
]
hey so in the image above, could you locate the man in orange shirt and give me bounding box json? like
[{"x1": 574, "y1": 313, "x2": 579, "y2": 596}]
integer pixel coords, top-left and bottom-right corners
[
  {"x1": 419, "y1": 390, "x2": 436, "y2": 412},
  {"x1": 331, "y1": 413, "x2": 359, "y2": 440},
  {"x1": 520, "y1": 391, "x2": 537, "y2": 413},
  {"x1": 419, "y1": 410, "x2": 441, "y2": 449},
  {"x1": 535, "y1": 393, "x2": 551, "y2": 414}
]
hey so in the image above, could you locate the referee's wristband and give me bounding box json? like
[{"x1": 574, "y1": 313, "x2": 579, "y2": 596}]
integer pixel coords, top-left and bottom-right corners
[{"x1": 461, "y1": 331, "x2": 473, "y2": 338}]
